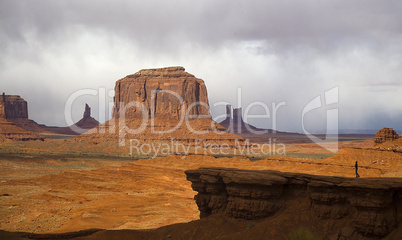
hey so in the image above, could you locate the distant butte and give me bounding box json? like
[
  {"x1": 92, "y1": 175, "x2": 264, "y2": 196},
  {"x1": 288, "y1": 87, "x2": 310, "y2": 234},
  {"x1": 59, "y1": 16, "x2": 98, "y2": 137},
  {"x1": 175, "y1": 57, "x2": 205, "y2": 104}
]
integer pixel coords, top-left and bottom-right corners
[
  {"x1": 70, "y1": 103, "x2": 100, "y2": 133},
  {"x1": 374, "y1": 127, "x2": 399, "y2": 145},
  {"x1": 219, "y1": 104, "x2": 275, "y2": 134},
  {"x1": 0, "y1": 92, "x2": 45, "y2": 141},
  {"x1": 41, "y1": 103, "x2": 100, "y2": 135}
]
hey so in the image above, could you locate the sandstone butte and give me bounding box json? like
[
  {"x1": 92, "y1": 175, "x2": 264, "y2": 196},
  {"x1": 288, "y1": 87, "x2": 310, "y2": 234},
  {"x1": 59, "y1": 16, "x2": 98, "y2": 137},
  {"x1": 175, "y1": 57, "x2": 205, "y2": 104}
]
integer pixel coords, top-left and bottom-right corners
[
  {"x1": 0, "y1": 93, "x2": 44, "y2": 141},
  {"x1": 374, "y1": 127, "x2": 399, "y2": 146},
  {"x1": 0, "y1": 91, "x2": 99, "y2": 137},
  {"x1": 73, "y1": 67, "x2": 244, "y2": 150},
  {"x1": 39, "y1": 103, "x2": 100, "y2": 136},
  {"x1": 219, "y1": 104, "x2": 277, "y2": 134}
]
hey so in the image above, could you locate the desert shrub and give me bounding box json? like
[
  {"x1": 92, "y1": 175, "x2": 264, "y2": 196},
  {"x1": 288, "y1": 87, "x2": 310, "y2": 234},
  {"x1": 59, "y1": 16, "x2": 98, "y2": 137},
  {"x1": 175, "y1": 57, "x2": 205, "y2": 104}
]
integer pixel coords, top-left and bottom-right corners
[
  {"x1": 246, "y1": 222, "x2": 255, "y2": 229},
  {"x1": 288, "y1": 227, "x2": 321, "y2": 240}
]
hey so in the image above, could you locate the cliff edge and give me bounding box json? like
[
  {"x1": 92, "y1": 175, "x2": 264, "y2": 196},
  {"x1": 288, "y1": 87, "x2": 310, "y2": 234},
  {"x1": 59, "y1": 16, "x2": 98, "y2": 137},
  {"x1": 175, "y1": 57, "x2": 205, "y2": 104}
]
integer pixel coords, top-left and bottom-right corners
[{"x1": 186, "y1": 168, "x2": 402, "y2": 239}]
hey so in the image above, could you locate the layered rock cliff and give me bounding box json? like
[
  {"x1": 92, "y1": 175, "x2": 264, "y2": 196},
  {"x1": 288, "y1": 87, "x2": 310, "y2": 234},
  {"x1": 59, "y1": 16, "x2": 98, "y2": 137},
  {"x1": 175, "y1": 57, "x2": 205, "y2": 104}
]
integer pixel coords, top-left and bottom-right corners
[
  {"x1": 374, "y1": 128, "x2": 399, "y2": 146},
  {"x1": 0, "y1": 93, "x2": 46, "y2": 140},
  {"x1": 113, "y1": 66, "x2": 210, "y2": 119},
  {"x1": 75, "y1": 67, "x2": 244, "y2": 151},
  {"x1": 0, "y1": 117, "x2": 44, "y2": 142},
  {"x1": 0, "y1": 93, "x2": 28, "y2": 119},
  {"x1": 186, "y1": 168, "x2": 402, "y2": 239}
]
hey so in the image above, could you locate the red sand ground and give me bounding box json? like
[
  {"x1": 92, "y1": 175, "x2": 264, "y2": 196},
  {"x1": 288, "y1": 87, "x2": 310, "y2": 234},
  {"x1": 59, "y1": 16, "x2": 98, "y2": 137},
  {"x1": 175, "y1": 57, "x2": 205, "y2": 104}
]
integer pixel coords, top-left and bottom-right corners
[{"x1": 0, "y1": 136, "x2": 401, "y2": 234}]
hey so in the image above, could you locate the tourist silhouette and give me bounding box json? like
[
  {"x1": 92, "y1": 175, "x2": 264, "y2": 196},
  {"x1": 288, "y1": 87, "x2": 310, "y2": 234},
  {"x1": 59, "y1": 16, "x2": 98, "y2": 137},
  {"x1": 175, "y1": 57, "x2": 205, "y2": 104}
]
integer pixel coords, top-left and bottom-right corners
[{"x1": 355, "y1": 161, "x2": 360, "y2": 178}]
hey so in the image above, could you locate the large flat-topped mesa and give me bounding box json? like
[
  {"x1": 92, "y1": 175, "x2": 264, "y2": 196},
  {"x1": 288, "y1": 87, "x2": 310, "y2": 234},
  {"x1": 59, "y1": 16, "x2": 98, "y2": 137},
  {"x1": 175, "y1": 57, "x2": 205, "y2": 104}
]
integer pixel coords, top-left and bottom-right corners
[
  {"x1": 113, "y1": 66, "x2": 210, "y2": 119},
  {"x1": 73, "y1": 67, "x2": 245, "y2": 153}
]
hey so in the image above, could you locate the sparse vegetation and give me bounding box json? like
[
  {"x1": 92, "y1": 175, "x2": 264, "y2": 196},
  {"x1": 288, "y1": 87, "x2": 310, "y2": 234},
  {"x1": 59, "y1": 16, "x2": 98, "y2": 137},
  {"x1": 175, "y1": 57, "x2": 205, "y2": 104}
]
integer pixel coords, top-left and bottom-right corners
[
  {"x1": 246, "y1": 221, "x2": 255, "y2": 229},
  {"x1": 288, "y1": 227, "x2": 321, "y2": 240}
]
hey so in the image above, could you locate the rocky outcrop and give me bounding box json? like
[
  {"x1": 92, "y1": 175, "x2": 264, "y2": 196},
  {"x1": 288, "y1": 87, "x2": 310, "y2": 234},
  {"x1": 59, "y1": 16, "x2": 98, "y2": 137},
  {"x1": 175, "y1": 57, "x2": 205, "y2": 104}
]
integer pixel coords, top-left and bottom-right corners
[
  {"x1": 42, "y1": 104, "x2": 100, "y2": 135},
  {"x1": 83, "y1": 104, "x2": 91, "y2": 119},
  {"x1": 72, "y1": 104, "x2": 99, "y2": 133},
  {"x1": 0, "y1": 93, "x2": 47, "y2": 140},
  {"x1": 0, "y1": 93, "x2": 28, "y2": 119},
  {"x1": 113, "y1": 66, "x2": 210, "y2": 119},
  {"x1": 0, "y1": 117, "x2": 44, "y2": 142},
  {"x1": 219, "y1": 105, "x2": 261, "y2": 134},
  {"x1": 74, "y1": 67, "x2": 244, "y2": 151},
  {"x1": 374, "y1": 128, "x2": 399, "y2": 146},
  {"x1": 186, "y1": 168, "x2": 402, "y2": 239}
]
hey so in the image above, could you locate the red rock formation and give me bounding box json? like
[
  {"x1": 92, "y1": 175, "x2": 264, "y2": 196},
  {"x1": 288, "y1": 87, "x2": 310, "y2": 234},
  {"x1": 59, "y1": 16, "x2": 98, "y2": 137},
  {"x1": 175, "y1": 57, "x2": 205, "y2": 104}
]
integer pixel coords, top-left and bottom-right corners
[
  {"x1": 0, "y1": 93, "x2": 48, "y2": 137},
  {"x1": 83, "y1": 104, "x2": 91, "y2": 119},
  {"x1": 0, "y1": 94, "x2": 28, "y2": 119},
  {"x1": 219, "y1": 105, "x2": 305, "y2": 144},
  {"x1": 219, "y1": 105, "x2": 273, "y2": 134},
  {"x1": 42, "y1": 104, "x2": 100, "y2": 135},
  {"x1": 0, "y1": 117, "x2": 44, "y2": 142},
  {"x1": 71, "y1": 104, "x2": 100, "y2": 134},
  {"x1": 112, "y1": 66, "x2": 210, "y2": 119},
  {"x1": 186, "y1": 167, "x2": 402, "y2": 239},
  {"x1": 374, "y1": 128, "x2": 399, "y2": 146},
  {"x1": 74, "y1": 67, "x2": 244, "y2": 151}
]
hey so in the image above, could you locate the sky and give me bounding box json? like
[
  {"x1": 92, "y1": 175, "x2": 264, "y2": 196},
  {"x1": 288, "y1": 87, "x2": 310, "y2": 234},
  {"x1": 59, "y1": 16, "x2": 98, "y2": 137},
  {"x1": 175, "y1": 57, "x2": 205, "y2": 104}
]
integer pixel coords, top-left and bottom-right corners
[{"x1": 1, "y1": 0, "x2": 401, "y2": 133}]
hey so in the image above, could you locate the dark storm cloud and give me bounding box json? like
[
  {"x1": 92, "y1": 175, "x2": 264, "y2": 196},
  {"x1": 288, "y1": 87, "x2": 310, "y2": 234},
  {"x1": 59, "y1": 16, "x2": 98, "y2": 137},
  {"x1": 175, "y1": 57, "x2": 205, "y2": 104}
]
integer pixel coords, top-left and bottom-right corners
[
  {"x1": 2, "y1": 0, "x2": 401, "y2": 51},
  {"x1": 1, "y1": 0, "x2": 401, "y2": 131}
]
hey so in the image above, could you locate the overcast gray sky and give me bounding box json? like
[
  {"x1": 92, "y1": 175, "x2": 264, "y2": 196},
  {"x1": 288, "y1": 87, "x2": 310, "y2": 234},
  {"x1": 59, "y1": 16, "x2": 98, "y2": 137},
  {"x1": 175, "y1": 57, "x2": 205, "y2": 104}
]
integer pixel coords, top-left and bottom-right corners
[{"x1": 1, "y1": 0, "x2": 401, "y2": 133}]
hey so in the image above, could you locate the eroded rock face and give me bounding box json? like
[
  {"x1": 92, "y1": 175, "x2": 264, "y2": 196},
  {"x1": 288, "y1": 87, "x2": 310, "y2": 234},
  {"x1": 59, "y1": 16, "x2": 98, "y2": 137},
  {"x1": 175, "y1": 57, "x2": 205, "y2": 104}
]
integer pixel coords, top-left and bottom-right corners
[
  {"x1": 186, "y1": 168, "x2": 402, "y2": 239},
  {"x1": 219, "y1": 104, "x2": 272, "y2": 134},
  {"x1": 113, "y1": 66, "x2": 210, "y2": 120},
  {"x1": 83, "y1": 103, "x2": 91, "y2": 119},
  {"x1": 0, "y1": 93, "x2": 28, "y2": 119},
  {"x1": 0, "y1": 117, "x2": 44, "y2": 142},
  {"x1": 374, "y1": 128, "x2": 399, "y2": 145},
  {"x1": 68, "y1": 104, "x2": 100, "y2": 134},
  {"x1": 0, "y1": 93, "x2": 48, "y2": 136},
  {"x1": 73, "y1": 67, "x2": 244, "y2": 151}
]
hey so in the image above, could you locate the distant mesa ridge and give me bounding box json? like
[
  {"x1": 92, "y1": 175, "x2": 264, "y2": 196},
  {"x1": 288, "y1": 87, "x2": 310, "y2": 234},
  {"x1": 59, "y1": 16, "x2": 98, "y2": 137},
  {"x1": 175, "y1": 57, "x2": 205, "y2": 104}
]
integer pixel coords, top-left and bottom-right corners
[
  {"x1": 41, "y1": 103, "x2": 100, "y2": 135},
  {"x1": 72, "y1": 103, "x2": 100, "y2": 132},
  {"x1": 0, "y1": 92, "x2": 44, "y2": 142},
  {"x1": 0, "y1": 92, "x2": 99, "y2": 138},
  {"x1": 219, "y1": 104, "x2": 281, "y2": 134}
]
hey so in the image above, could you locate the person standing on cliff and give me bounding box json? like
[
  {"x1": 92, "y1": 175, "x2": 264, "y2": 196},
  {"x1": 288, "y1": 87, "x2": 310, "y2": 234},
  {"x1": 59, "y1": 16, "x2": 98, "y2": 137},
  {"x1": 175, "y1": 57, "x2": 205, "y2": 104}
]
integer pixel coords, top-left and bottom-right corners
[{"x1": 355, "y1": 161, "x2": 360, "y2": 178}]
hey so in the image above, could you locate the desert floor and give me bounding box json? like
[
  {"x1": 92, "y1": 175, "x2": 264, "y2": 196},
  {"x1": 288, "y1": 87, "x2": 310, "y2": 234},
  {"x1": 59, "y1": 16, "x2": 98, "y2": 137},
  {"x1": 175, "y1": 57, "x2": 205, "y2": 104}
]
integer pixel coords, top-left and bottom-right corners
[{"x1": 1, "y1": 134, "x2": 401, "y2": 234}]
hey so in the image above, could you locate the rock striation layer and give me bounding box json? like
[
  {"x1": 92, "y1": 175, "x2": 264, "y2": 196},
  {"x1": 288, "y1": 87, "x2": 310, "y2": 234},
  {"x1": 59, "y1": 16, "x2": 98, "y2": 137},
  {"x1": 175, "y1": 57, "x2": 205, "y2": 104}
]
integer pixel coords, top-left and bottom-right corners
[
  {"x1": 0, "y1": 93, "x2": 28, "y2": 119},
  {"x1": 0, "y1": 93, "x2": 46, "y2": 140},
  {"x1": 113, "y1": 66, "x2": 210, "y2": 119},
  {"x1": 75, "y1": 67, "x2": 244, "y2": 152},
  {"x1": 374, "y1": 128, "x2": 399, "y2": 146},
  {"x1": 186, "y1": 168, "x2": 402, "y2": 239},
  {"x1": 0, "y1": 117, "x2": 44, "y2": 142}
]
